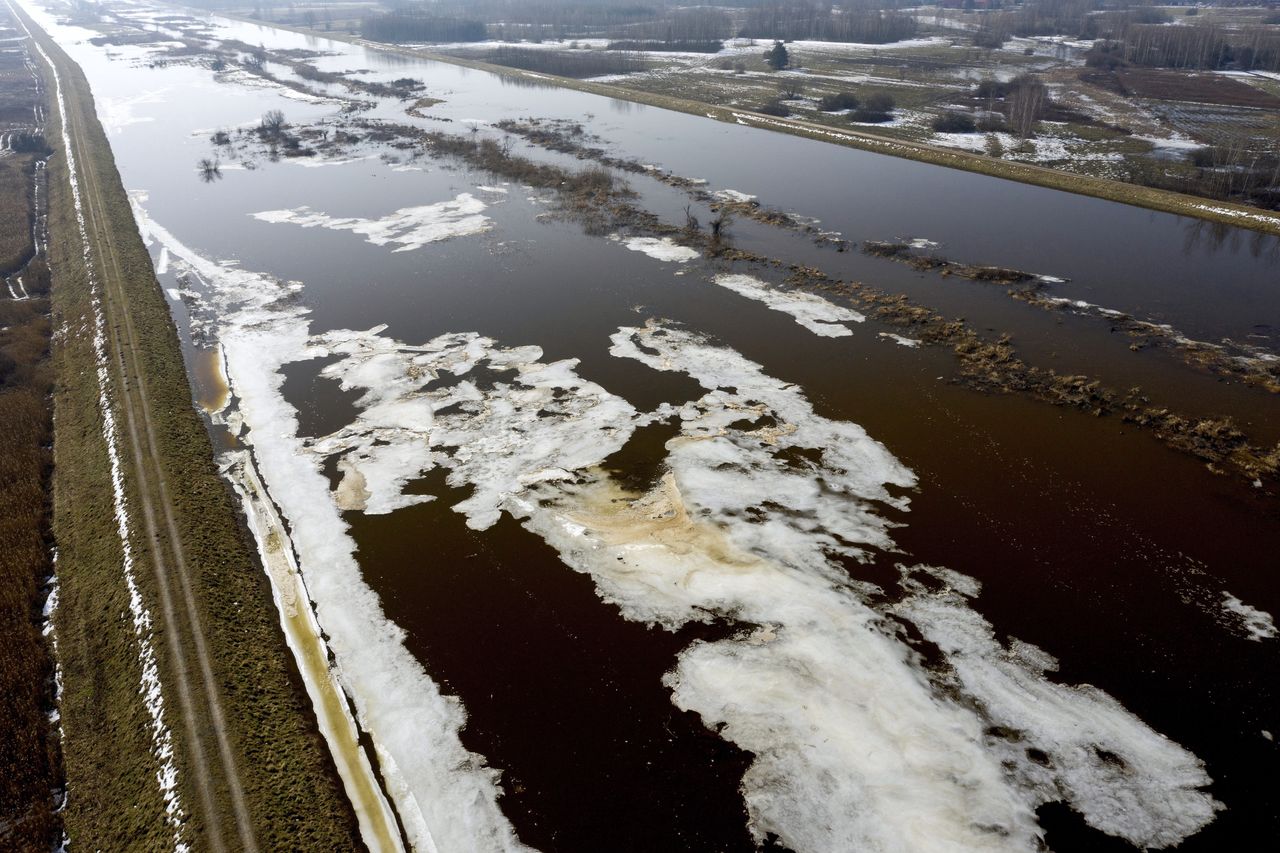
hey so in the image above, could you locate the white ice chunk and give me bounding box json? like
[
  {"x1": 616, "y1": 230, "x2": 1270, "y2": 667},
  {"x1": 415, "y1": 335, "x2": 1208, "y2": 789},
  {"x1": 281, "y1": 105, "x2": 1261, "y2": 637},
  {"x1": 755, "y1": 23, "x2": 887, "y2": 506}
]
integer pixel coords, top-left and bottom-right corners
[
  {"x1": 252, "y1": 193, "x2": 491, "y2": 252},
  {"x1": 1221, "y1": 592, "x2": 1278, "y2": 642},
  {"x1": 713, "y1": 273, "x2": 863, "y2": 337},
  {"x1": 610, "y1": 234, "x2": 700, "y2": 262}
]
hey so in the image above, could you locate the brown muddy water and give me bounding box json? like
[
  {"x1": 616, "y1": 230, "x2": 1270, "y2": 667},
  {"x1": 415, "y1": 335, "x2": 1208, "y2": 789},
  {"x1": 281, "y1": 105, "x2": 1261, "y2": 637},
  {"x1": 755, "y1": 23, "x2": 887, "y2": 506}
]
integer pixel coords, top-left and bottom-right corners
[{"x1": 26, "y1": 0, "x2": 1280, "y2": 850}]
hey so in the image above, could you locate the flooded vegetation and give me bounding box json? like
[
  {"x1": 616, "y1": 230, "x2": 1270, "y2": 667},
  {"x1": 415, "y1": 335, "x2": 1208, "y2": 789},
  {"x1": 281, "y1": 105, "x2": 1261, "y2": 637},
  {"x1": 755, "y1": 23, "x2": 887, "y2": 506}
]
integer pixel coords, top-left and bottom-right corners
[{"x1": 9, "y1": 0, "x2": 1280, "y2": 850}]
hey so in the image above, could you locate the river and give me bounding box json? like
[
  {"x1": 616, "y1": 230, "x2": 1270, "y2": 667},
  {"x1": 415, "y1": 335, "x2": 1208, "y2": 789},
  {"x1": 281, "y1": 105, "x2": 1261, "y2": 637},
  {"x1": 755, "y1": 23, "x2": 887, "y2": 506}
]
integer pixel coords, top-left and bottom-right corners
[{"x1": 22, "y1": 0, "x2": 1280, "y2": 850}]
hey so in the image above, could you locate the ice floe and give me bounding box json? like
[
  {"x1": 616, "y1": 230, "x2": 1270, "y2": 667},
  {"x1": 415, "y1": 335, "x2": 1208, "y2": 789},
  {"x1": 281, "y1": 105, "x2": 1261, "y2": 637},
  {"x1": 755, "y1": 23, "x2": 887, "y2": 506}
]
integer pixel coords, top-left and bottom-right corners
[
  {"x1": 307, "y1": 328, "x2": 637, "y2": 524},
  {"x1": 251, "y1": 193, "x2": 492, "y2": 251},
  {"x1": 712, "y1": 273, "x2": 863, "y2": 337},
  {"x1": 1221, "y1": 593, "x2": 1278, "y2": 642},
  {"x1": 878, "y1": 331, "x2": 921, "y2": 348},
  {"x1": 897, "y1": 566, "x2": 1221, "y2": 849},
  {"x1": 610, "y1": 234, "x2": 700, "y2": 262}
]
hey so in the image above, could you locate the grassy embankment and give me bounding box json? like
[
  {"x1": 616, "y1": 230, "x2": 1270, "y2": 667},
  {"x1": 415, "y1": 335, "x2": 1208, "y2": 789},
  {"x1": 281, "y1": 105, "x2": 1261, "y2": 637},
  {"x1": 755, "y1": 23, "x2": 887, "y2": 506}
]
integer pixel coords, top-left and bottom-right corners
[
  {"x1": 19, "y1": 6, "x2": 364, "y2": 849},
  {"x1": 231, "y1": 13, "x2": 1280, "y2": 237}
]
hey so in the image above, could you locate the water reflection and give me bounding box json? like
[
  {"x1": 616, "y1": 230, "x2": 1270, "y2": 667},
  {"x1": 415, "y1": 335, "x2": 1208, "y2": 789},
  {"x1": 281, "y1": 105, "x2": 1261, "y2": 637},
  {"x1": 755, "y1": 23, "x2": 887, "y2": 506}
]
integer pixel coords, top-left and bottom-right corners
[
  {"x1": 1183, "y1": 217, "x2": 1280, "y2": 265},
  {"x1": 197, "y1": 157, "x2": 222, "y2": 182},
  {"x1": 498, "y1": 72, "x2": 562, "y2": 90}
]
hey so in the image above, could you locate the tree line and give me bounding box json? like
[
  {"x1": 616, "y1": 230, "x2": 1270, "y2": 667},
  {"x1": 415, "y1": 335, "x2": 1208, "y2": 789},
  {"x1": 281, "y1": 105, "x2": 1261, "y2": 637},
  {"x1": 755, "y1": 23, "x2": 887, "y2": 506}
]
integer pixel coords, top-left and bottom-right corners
[
  {"x1": 358, "y1": 0, "x2": 924, "y2": 46},
  {"x1": 969, "y1": 1, "x2": 1280, "y2": 72},
  {"x1": 738, "y1": 2, "x2": 917, "y2": 44},
  {"x1": 480, "y1": 45, "x2": 648, "y2": 77},
  {"x1": 1105, "y1": 22, "x2": 1280, "y2": 72},
  {"x1": 360, "y1": 12, "x2": 487, "y2": 44}
]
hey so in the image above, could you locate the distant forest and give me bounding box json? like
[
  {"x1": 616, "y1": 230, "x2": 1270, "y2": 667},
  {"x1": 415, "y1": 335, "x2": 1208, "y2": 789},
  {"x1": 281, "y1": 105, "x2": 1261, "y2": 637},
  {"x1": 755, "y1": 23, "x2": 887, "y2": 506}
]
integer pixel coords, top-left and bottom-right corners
[
  {"x1": 204, "y1": 0, "x2": 1280, "y2": 72},
  {"x1": 352, "y1": 1, "x2": 923, "y2": 46},
  {"x1": 972, "y1": 0, "x2": 1280, "y2": 71}
]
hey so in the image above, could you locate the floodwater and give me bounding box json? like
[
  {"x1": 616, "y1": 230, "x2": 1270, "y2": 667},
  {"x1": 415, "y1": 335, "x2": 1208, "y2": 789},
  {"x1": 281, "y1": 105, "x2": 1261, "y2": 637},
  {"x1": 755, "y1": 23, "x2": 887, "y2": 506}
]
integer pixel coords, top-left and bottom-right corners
[{"x1": 25, "y1": 0, "x2": 1280, "y2": 850}]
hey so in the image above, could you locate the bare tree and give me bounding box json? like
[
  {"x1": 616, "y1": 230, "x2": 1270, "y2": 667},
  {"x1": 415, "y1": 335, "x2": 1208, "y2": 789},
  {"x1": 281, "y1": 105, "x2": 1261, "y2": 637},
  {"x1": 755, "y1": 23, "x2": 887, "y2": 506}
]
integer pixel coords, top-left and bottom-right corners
[
  {"x1": 198, "y1": 158, "x2": 222, "y2": 182},
  {"x1": 260, "y1": 109, "x2": 286, "y2": 136},
  {"x1": 710, "y1": 209, "x2": 734, "y2": 245},
  {"x1": 244, "y1": 44, "x2": 267, "y2": 71},
  {"x1": 683, "y1": 204, "x2": 700, "y2": 234},
  {"x1": 1008, "y1": 74, "x2": 1047, "y2": 139}
]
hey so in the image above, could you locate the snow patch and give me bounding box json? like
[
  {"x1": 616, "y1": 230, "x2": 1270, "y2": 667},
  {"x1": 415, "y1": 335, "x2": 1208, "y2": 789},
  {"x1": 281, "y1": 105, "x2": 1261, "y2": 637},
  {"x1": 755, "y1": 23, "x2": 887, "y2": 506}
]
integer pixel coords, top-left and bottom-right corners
[{"x1": 285, "y1": 155, "x2": 371, "y2": 168}]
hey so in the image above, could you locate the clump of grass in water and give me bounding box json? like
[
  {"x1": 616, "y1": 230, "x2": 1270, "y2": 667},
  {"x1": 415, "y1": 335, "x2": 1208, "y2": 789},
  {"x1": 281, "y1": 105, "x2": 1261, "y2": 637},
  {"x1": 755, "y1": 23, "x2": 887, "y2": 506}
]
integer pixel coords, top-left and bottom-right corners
[{"x1": 785, "y1": 265, "x2": 1280, "y2": 485}]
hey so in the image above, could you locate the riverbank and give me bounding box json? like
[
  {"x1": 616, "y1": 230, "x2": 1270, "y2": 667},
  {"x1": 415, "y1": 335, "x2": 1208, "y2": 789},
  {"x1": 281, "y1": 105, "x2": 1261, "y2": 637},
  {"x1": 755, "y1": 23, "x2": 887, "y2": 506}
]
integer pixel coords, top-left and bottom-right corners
[
  {"x1": 12, "y1": 2, "x2": 364, "y2": 848},
  {"x1": 218, "y1": 12, "x2": 1280, "y2": 238}
]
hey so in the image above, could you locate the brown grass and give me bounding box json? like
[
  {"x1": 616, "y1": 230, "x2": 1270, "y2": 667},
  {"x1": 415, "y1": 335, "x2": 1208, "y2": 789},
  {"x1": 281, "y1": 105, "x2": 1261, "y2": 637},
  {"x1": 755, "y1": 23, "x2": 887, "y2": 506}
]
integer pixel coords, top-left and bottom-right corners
[
  {"x1": 1085, "y1": 68, "x2": 1280, "y2": 108},
  {"x1": 0, "y1": 245, "x2": 57, "y2": 853},
  {"x1": 0, "y1": 10, "x2": 59, "y2": 847},
  {"x1": 0, "y1": 155, "x2": 34, "y2": 274}
]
